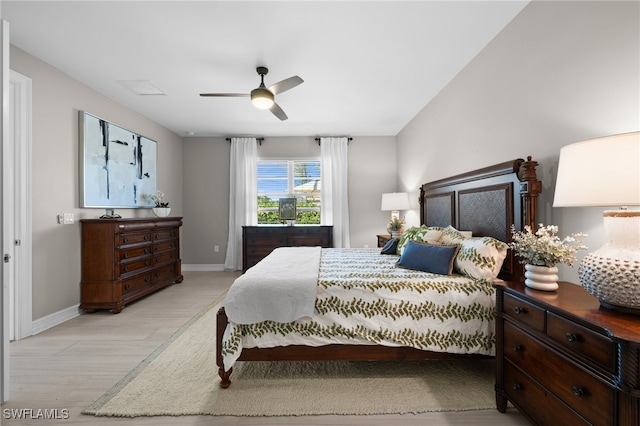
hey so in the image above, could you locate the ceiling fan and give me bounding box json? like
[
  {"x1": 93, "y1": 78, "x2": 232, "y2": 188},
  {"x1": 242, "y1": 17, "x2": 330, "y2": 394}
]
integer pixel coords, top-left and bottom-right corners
[{"x1": 200, "y1": 67, "x2": 303, "y2": 121}]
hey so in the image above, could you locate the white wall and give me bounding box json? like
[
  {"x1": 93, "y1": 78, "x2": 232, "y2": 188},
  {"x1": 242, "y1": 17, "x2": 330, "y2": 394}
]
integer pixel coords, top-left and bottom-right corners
[
  {"x1": 10, "y1": 46, "x2": 184, "y2": 320},
  {"x1": 397, "y1": 1, "x2": 639, "y2": 283}
]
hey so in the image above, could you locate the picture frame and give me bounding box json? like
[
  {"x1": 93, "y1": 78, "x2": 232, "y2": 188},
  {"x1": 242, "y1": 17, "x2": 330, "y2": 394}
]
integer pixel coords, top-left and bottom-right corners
[
  {"x1": 278, "y1": 198, "x2": 297, "y2": 221},
  {"x1": 79, "y1": 111, "x2": 157, "y2": 209}
]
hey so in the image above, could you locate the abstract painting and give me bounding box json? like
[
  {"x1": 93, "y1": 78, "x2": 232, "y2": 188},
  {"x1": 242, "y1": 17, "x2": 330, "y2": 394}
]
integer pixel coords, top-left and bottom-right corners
[{"x1": 80, "y1": 111, "x2": 157, "y2": 208}]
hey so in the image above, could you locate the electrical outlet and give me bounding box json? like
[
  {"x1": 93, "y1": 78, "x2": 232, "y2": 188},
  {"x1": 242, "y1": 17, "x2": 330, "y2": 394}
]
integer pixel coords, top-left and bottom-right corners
[
  {"x1": 214, "y1": 245, "x2": 219, "y2": 253},
  {"x1": 63, "y1": 213, "x2": 74, "y2": 224},
  {"x1": 57, "y1": 214, "x2": 64, "y2": 224}
]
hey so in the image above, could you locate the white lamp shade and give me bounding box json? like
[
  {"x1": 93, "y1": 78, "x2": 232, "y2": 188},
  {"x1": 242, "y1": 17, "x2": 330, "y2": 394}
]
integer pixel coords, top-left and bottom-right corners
[
  {"x1": 553, "y1": 131, "x2": 640, "y2": 207},
  {"x1": 381, "y1": 192, "x2": 410, "y2": 211}
]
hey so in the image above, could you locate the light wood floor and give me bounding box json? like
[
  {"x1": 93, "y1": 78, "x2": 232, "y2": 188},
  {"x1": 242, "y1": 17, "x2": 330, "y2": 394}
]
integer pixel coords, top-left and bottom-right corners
[{"x1": 2, "y1": 271, "x2": 529, "y2": 425}]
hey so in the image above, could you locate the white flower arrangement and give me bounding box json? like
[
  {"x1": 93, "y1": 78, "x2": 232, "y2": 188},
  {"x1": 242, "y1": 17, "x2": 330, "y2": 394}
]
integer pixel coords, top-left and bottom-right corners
[
  {"x1": 149, "y1": 190, "x2": 169, "y2": 208},
  {"x1": 387, "y1": 216, "x2": 406, "y2": 232},
  {"x1": 509, "y1": 224, "x2": 587, "y2": 268}
]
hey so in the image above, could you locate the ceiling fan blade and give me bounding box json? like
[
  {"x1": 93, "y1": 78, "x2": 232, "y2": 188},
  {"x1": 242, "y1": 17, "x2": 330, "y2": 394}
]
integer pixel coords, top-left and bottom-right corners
[
  {"x1": 270, "y1": 102, "x2": 288, "y2": 121},
  {"x1": 268, "y1": 76, "x2": 303, "y2": 95},
  {"x1": 199, "y1": 93, "x2": 249, "y2": 97}
]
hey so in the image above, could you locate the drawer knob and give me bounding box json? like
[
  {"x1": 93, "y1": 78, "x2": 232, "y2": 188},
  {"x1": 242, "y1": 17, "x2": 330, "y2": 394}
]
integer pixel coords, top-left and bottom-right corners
[
  {"x1": 144, "y1": 235, "x2": 149, "y2": 240},
  {"x1": 512, "y1": 383, "x2": 523, "y2": 391},
  {"x1": 514, "y1": 306, "x2": 526, "y2": 314},
  {"x1": 124, "y1": 253, "x2": 129, "y2": 259},
  {"x1": 565, "y1": 333, "x2": 578, "y2": 343},
  {"x1": 124, "y1": 284, "x2": 130, "y2": 290},
  {"x1": 512, "y1": 344, "x2": 523, "y2": 352},
  {"x1": 124, "y1": 266, "x2": 129, "y2": 272},
  {"x1": 572, "y1": 386, "x2": 586, "y2": 397},
  {"x1": 123, "y1": 238, "x2": 128, "y2": 243}
]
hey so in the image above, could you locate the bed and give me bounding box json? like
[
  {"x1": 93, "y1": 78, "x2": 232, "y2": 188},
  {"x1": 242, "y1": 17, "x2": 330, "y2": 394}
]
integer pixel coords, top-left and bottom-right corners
[{"x1": 216, "y1": 157, "x2": 541, "y2": 388}]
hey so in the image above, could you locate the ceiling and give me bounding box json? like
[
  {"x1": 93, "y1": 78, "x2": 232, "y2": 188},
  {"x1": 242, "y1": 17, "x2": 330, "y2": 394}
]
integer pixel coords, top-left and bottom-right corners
[{"x1": 2, "y1": 1, "x2": 529, "y2": 138}]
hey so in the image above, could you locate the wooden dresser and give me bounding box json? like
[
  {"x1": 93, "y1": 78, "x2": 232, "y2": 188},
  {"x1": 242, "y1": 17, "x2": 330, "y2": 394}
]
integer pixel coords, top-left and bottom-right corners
[
  {"x1": 80, "y1": 217, "x2": 183, "y2": 313},
  {"x1": 494, "y1": 281, "x2": 640, "y2": 425},
  {"x1": 242, "y1": 225, "x2": 333, "y2": 272}
]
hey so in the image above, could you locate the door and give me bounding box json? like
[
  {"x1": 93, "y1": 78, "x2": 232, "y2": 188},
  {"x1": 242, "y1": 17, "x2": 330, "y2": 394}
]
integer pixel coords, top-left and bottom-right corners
[{"x1": 7, "y1": 69, "x2": 32, "y2": 342}]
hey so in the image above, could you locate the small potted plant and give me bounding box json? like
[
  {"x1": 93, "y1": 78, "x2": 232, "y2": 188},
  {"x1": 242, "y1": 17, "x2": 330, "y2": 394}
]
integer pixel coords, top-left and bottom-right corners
[
  {"x1": 509, "y1": 224, "x2": 587, "y2": 291},
  {"x1": 387, "y1": 217, "x2": 406, "y2": 238},
  {"x1": 149, "y1": 190, "x2": 171, "y2": 217}
]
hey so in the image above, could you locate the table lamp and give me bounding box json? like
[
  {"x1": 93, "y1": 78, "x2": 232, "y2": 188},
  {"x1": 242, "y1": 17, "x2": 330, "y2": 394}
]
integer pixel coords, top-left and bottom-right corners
[
  {"x1": 553, "y1": 131, "x2": 640, "y2": 313},
  {"x1": 381, "y1": 192, "x2": 410, "y2": 220}
]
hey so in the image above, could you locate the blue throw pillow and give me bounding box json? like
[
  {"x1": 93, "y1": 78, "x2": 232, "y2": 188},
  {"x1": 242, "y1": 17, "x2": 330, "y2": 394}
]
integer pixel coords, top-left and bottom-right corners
[
  {"x1": 396, "y1": 240, "x2": 460, "y2": 275},
  {"x1": 380, "y1": 238, "x2": 399, "y2": 255}
]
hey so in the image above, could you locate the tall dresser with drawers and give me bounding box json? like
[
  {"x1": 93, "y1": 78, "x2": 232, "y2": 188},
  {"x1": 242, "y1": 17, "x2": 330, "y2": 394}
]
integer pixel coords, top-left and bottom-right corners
[
  {"x1": 80, "y1": 217, "x2": 183, "y2": 313},
  {"x1": 242, "y1": 225, "x2": 333, "y2": 272},
  {"x1": 494, "y1": 280, "x2": 640, "y2": 425}
]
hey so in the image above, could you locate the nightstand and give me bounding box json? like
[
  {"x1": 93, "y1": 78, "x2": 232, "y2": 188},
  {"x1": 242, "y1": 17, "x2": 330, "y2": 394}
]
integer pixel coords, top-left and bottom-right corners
[
  {"x1": 494, "y1": 281, "x2": 640, "y2": 425},
  {"x1": 376, "y1": 234, "x2": 391, "y2": 248}
]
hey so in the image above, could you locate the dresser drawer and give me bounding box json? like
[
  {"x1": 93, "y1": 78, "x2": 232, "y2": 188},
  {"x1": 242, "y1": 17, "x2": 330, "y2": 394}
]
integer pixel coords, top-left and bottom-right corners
[
  {"x1": 504, "y1": 361, "x2": 591, "y2": 426},
  {"x1": 503, "y1": 293, "x2": 545, "y2": 332},
  {"x1": 153, "y1": 262, "x2": 179, "y2": 283},
  {"x1": 119, "y1": 257, "x2": 153, "y2": 277},
  {"x1": 547, "y1": 312, "x2": 615, "y2": 373},
  {"x1": 504, "y1": 321, "x2": 615, "y2": 426},
  {"x1": 287, "y1": 236, "x2": 329, "y2": 246},
  {"x1": 154, "y1": 240, "x2": 178, "y2": 253},
  {"x1": 155, "y1": 250, "x2": 178, "y2": 266},
  {"x1": 119, "y1": 245, "x2": 151, "y2": 261},
  {"x1": 122, "y1": 273, "x2": 152, "y2": 297},
  {"x1": 245, "y1": 236, "x2": 287, "y2": 247},
  {"x1": 119, "y1": 231, "x2": 151, "y2": 246},
  {"x1": 153, "y1": 229, "x2": 178, "y2": 241}
]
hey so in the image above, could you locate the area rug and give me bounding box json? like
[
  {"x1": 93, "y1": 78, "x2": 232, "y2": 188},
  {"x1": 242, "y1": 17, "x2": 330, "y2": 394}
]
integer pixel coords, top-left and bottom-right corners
[{"x1": 83, "y1": 294, "x2": 496, "y2": 417}]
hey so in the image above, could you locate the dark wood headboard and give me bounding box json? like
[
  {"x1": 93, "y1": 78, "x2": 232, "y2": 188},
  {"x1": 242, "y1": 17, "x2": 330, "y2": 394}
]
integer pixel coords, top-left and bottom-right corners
[{"x1": 419, "y1": 157, "x2": 541, "y2": 282}]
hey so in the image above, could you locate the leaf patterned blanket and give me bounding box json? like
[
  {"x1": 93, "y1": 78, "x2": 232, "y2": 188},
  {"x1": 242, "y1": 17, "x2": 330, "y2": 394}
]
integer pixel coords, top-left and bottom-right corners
[{"x1": 221, "y1": 248, "x2": 496, "y2": 370}]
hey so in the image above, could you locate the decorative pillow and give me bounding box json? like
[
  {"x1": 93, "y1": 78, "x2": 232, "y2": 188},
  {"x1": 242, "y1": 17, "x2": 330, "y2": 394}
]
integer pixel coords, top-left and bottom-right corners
[
  {"x1": 454, "y1": 236, "x2": 508, "y2": 281},
  {"x1": 439, "y1": 225, "x2": 468, "y2": 245},
  {"x1": 380, "y1": 237, "x2": 399, "y2": 255},
  {"x1": 396, "y1": 225, "x2": 443, "y2": 255},
  {"x1": 396, "y1": 240, "x2": 460, "y2": 275}
]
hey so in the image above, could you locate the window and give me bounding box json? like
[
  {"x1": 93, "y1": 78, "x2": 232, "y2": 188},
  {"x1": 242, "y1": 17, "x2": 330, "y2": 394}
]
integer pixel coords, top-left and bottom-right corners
[{"x1": 257, "y1": 159, "x2": 321, "y2": 224}]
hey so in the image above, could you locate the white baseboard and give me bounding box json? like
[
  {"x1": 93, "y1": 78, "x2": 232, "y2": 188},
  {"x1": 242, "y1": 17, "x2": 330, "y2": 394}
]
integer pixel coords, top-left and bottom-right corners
[
  {"x1": 31, "y1": 304, "x2": 81, "y2": 336},
  {"x1": 28, "y1": 265, "x2": 225, "y2": 336},
  {"x1": 182, "y1": 264, "x2": 226, "y2": 272}
]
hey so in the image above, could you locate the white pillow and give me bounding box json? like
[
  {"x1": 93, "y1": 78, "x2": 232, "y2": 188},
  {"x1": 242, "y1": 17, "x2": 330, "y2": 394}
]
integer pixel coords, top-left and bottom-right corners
[{"x1": 454, "y1": 236, "x2": 508, "y2": 281}]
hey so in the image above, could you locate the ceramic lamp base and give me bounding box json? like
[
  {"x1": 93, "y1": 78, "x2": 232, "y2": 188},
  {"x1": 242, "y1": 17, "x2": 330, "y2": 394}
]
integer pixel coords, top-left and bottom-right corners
[{"x1": 578, "y1": 211, "x2": 640, "y2": 314}]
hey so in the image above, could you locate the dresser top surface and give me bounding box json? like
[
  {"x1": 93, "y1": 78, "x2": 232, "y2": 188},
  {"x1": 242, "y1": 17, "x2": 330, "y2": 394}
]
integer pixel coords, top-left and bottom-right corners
[{"x1": 496, "y1": 281, "x2": 640, "y2": 344}]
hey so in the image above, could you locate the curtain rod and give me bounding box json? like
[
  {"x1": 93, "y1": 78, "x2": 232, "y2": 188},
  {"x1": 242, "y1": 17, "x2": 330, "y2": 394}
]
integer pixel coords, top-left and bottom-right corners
[
  {"x1": 315, "y1": 137, "x2": 353, "y2": 145},
  {"x1": 226, "y1": 137, "x2": 264, "y2": 146}
]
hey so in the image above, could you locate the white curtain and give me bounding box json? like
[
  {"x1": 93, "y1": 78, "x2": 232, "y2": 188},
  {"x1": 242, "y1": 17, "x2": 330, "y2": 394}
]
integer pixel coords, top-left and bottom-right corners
[
  {"x1": 224, "y1": 137, "x2": 258, "y2": 270},
  {"x1": 320, "y1": 137, "x2": 350, "y2": 248}
]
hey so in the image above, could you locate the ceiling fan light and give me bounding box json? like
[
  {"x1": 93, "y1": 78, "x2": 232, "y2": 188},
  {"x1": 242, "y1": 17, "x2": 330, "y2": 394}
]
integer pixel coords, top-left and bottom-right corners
[{"x1": 251, "y1": 88, "x2": 274, "y2": 109}]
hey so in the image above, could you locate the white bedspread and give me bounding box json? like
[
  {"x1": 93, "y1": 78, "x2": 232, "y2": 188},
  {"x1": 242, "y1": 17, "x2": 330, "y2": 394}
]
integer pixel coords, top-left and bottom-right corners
[{"x1": 223, "y1": 246, "x2": 321, "y2": 324}]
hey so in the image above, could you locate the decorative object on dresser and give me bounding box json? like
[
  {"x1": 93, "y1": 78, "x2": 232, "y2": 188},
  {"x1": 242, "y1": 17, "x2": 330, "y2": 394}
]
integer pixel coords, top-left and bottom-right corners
[
  {"x1": 149, "y1": 190, "x2": 171, "y2": 217},
  {"x1": 494, "y1": 280, "x2": 640, "y2": 425},
  {"x1": 80, "y1": 217, "x2": 183, "y2": 313},
  {"x1": 553, "y1": 131, "x2": 640, "y2": 313},
  {"x1": 509, "y1": 224, "x2": 587, "y2": 291},
  {"x1": 381, "y1": 192, "x2": 409, "y2": 237},
  {"x1": 242, "y1": 225, "x2": 333, "y2": 272}
]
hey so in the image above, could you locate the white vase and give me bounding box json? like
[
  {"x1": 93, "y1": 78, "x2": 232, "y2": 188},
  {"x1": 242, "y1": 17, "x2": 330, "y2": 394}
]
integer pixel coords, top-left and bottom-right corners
[
  {"x1": 524, "y1": 264, "x2": 559, "y2": 291},
  {"x1": 152, "y1": 207, "x2": 171, "y2": 218}
]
